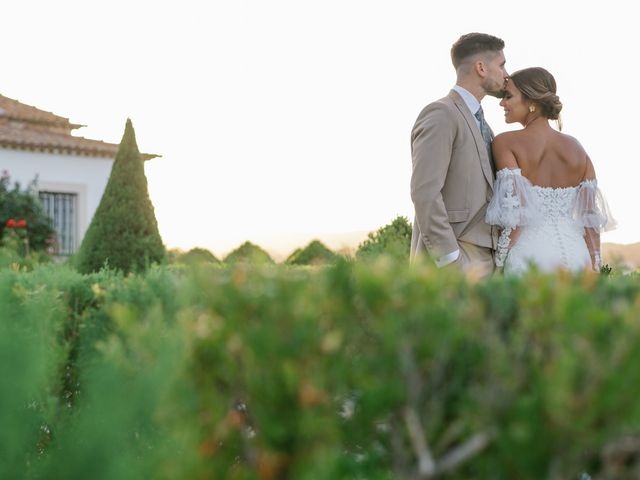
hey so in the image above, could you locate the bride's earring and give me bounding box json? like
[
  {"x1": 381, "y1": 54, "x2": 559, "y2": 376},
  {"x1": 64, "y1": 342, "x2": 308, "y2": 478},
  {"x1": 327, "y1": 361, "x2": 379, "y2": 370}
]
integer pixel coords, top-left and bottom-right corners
[{"x1": 529, "y1": 104, "x2": 536, "y2": 113}]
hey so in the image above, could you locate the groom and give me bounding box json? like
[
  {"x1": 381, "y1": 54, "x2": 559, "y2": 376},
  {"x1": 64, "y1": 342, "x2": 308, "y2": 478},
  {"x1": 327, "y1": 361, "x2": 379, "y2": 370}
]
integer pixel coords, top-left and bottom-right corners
[{"x1": 410, "y1": 32, "x2": 507, "y2": 276}]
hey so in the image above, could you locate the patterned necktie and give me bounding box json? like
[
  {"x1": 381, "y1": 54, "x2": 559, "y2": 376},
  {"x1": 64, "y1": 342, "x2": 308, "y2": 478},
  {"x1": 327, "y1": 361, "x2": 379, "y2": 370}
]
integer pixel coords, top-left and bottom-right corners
[{"x1": 474, "y1": 106, "x2": 495, "y2": 174}]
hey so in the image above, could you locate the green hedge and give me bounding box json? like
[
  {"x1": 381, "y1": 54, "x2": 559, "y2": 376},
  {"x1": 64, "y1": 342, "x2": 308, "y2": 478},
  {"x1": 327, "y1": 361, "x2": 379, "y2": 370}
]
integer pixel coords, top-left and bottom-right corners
[
  {"x1": 1, "y1": 261, "x2": 640, "y2": 479},
  {"x1": 224, "y1": 241, "x2": 274, "y2": 265},
  {"x1": 285, "y1": 240, "x2": 339, "y2": 266},
  {"x1": 174, "y1": 247, "x2": 221, "y2": 265}
]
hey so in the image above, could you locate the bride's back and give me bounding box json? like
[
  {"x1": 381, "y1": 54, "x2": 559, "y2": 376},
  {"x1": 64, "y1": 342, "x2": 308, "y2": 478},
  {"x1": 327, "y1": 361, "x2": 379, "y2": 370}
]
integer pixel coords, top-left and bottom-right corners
[{"x1": 505, "y1": 125, "x2": 587, "y2": 188}]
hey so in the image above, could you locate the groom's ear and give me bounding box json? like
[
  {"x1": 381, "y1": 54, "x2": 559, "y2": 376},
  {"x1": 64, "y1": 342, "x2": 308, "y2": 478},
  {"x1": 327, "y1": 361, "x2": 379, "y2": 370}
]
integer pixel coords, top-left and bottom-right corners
[{"x1": 475, "y1": 60, "x2": 487, "y2": 78}]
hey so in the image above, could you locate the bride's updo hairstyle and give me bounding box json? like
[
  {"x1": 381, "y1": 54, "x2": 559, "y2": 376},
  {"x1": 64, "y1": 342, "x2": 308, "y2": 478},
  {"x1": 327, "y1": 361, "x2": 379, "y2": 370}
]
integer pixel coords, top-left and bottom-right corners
[{"x1": 509, "y1": 67, "x2": 563, "y2": 128}]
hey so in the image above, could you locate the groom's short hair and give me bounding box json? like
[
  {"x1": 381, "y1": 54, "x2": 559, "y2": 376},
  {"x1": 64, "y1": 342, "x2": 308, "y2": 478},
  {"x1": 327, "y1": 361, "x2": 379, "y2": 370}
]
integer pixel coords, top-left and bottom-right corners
[{"x1": 451, "y1": 33, "x2": 505, "y2": 69}]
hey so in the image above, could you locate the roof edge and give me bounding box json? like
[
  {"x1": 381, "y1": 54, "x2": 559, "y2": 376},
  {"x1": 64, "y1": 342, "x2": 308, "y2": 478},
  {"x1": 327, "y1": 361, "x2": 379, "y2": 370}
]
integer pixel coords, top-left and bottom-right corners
[{"x1": 0, "y1": 140, "x2": 160, "y2": 161}]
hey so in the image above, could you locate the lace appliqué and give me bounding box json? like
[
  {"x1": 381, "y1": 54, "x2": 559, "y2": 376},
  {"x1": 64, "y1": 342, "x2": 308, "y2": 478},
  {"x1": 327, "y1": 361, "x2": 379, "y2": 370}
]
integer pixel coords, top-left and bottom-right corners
[
  {"x1": 486, "y1": 168, "x2": 541, "y2": 268},
  {"x1": 594, "y1": 252, "x2": 602, "y2": 272},
  {"x1": 494, "y1": 173, "x2": 518, "y2": 267},
  {"x1": 495, "y1": 227, "x2": 512, "y2": 267}
]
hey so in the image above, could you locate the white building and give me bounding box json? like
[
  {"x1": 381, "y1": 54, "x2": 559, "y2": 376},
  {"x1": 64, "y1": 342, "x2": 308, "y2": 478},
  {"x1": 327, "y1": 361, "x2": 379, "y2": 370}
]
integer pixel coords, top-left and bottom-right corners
[{"x1": 0, "y1": 94, "x2": 157, "y2": 255}]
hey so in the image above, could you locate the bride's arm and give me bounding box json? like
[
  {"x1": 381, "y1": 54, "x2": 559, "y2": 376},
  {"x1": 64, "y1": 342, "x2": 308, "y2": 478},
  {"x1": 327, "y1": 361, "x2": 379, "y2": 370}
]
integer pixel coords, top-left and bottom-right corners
[
  {"x1": 584, "y1": 227, "x2": 601, "y2": 271},
  {"x1": 495, "y1": 226, "x2": 521, "y2": 268},
  {"x1": 574, "y1": 152, "x2": 618, "y2": 271},
  {"x1": 487, "y1": 135, "x2": 544, "y2": 267},
  {"x1": 508, "y1": 227, "x2": 521, "y2": 244},
  {"x1": 490, "y1": 136, "x2": 522, "y2": 267},
  {"x1": 579, "y1": 156, "x2": 602, "y2": 271}
]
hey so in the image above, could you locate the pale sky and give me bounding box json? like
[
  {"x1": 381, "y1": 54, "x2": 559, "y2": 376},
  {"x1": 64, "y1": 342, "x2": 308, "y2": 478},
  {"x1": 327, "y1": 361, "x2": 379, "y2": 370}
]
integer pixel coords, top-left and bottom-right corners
[{"x1": 2, "y1": 0, "x2": 637, "y2": 258}]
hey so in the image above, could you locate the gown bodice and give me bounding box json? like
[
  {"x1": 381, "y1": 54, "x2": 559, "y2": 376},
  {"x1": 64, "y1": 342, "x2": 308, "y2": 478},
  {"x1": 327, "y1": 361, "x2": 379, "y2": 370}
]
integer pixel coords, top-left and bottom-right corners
[{"x1": 486, "y1": 168, "x2": 616, "y2": 274}]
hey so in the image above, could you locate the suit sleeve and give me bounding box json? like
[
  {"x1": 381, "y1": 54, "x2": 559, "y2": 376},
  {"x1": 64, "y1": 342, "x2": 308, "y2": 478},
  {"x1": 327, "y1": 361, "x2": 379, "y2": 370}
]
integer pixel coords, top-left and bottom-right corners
[{"x1": 410, "y1": 102, "x2": 458, "y2": 258}]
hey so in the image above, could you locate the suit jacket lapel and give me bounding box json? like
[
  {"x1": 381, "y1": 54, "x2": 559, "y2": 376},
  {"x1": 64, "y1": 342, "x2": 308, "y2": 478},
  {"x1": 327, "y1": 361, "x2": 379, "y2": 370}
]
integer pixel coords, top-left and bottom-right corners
[{"x1": 448, "y1": 90, "x2": 494, "y2": 190}]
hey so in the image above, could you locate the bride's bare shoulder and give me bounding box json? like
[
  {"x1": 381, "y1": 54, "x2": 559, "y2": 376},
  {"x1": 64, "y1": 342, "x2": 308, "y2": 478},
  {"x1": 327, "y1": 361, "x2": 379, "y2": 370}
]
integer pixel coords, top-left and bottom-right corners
[
  {"x1": 555, "y1": 131, "x2": 589, "y2": 158},
  {"x1": 492, "y1": 131, "x2": 522, "y2": 169},
  {"x1": 492, "y1": 130, "x2": 523, "y2": 149},
  {"x1": 494, "y1": 130, "x2": 522, "y2": 142},
  {"x1": 554, "y1": 131, "x2": 593, "y2": 178}
]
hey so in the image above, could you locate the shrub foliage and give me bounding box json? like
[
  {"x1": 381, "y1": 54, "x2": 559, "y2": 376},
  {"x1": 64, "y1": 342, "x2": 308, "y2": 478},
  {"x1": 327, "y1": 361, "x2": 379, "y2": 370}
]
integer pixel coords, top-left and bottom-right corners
[
  {"x1": 0, "y1": 172, "x2": 55, "y2": 252},
  {"x1": 356, "y1": 215, "x2": 412, "y2": 262},
  {"x1": 174, "y1": 247, "x2": 220, "y2": 265},
  {"x1": 224, "y1": 241, "x2": 273, "y2": 264},
  {"x1": 75, "y1": 119, "x2": 165, "y2": 274},
  {"x1": 285, "y1": 239, "x2": 338, "y2": 265},
  {"x1": 1, "y1": 261, "x2": 640, "y2": 478}
]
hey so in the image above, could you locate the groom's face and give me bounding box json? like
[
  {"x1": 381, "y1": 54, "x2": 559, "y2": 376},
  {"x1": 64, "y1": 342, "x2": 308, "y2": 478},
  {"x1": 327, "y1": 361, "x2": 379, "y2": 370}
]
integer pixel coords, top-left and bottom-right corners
[{"x1": 482, "y1": 50, "x2": 508, "y2": 98}]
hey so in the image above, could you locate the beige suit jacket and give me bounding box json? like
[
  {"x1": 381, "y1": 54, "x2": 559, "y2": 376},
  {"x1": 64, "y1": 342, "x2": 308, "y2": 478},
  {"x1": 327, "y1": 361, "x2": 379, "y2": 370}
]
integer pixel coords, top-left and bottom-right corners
[{"x1": 410, "y1": 90, "x2": 498, "y2": 260}]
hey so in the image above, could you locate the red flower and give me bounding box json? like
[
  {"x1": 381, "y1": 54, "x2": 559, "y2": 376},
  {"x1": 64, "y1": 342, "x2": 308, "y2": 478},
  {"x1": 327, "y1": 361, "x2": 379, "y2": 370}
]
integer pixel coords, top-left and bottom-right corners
[
  {"x1": 5, "y1": 218, "x2": 17, "y2": 228},
  {"x1": 16, "y1": 219, "x2": 27, "y2": 228}
]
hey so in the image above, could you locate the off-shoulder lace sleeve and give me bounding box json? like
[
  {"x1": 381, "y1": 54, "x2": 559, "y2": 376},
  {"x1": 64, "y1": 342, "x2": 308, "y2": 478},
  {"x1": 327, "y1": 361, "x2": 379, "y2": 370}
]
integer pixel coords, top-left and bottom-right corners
[
  {"x1": 572, "y1": 179, "x2": 616, "y2": 271},
  {"x1": 572, "y1": 180, "x2": 617, "y2": 231},
  {"x1": 486, "y1": 168, "x2": 541, "y2": 228},
  {"x1": 485, "y1": 168, "x2": 541, "y2": 267}
]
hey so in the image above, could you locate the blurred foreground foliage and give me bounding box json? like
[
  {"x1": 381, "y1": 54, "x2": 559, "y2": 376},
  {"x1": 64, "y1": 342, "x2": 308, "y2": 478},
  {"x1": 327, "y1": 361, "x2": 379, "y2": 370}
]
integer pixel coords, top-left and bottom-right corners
[
  {"x1": 1, "y1": 259, "x2": 640, "y2": 479},
  {"x1": 0, "y1": 229, "x2": 51, "y2": 271}
]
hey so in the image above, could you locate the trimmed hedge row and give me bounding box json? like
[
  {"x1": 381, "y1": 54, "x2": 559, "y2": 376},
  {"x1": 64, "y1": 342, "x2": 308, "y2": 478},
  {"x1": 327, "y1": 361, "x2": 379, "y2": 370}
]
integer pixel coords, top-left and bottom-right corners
[{"x1": 1, "y1": 261, "x2": 640, "y2": 479}]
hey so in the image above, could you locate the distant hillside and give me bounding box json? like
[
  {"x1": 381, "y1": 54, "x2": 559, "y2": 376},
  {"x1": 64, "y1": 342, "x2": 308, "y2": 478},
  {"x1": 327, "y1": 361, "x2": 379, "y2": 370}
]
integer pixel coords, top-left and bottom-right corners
[
  {"x1": 602, "y1": 243, "x2": 640, "y2": 269},
  {"x1": 259, "y1": 231, "x2": 370, "y2": 262}
]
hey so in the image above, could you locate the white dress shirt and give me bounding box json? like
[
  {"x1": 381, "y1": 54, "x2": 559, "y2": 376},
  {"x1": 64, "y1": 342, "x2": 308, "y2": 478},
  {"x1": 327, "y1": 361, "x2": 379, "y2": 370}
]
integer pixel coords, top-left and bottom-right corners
[{"x1": 452, "y1": 84, "x2": 482, "y2": 128}]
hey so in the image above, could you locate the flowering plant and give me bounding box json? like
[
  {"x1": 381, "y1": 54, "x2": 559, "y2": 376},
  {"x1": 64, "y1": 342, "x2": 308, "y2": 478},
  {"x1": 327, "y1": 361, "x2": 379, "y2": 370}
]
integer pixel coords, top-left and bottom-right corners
[
  {"x1": 0, "y1": 173, "x2": 54, "y2": 253},
  {"x1": 5, "y1": 218, "x2": 27, "y2": 229}
]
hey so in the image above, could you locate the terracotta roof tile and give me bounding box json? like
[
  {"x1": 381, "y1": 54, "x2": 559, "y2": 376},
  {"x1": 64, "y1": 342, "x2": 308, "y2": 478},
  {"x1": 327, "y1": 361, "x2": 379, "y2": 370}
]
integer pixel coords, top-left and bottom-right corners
[
  {"x1": 0, "y1": 95, "x2": 79, "y2": 130},
  {"x1": 0, "y1": 94, "x2": 158, "y2": 160}
]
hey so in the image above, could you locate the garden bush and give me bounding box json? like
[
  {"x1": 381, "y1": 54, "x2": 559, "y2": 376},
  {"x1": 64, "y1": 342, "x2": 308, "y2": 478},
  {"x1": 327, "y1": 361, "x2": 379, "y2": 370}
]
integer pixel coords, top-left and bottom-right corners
[
  {"x1": 75, "y1": 119, "x2": 165, "y2": 274},
  {"x1": 285, "y1": 240, "x2": 338, "y2": 266},
  {"x1": 356, "y1": 216, "x2": 412, "y2": 262},
  {"x1": 224, "y1": 241, "x2": 274, "y2": 265},
  {"x1": 1, "y1": 260, "x2": 640, "y2": 479},
  {"x1": 0, "y1": 171, "x2": 55, "y2": 253},
  {"x1": 174, "y1": 247, "x2": 220, "y2": 266}
]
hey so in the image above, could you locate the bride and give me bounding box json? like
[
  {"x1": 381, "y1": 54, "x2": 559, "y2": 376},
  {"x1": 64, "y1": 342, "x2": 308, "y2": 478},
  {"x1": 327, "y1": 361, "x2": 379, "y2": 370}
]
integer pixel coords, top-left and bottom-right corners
[{"x1": 486, "y1": 67, "x2": 615, "y2": 274}]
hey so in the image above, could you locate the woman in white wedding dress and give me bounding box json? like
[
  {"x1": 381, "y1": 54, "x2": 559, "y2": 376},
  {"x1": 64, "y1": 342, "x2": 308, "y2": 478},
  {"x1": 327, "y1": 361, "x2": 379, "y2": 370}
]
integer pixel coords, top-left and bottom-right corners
[{"x1": 485, "y1": 67, "x2": 616, "y2": 275}]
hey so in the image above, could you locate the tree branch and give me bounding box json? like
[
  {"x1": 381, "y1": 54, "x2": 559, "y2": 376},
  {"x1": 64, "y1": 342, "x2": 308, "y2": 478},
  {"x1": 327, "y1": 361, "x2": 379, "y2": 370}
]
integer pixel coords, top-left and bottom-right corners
[
  {"x1": 403, "y1": 406, "x2": 436, "y2": 476},
  {"x1": 435, "y1": 431, "x2": 493, "y2": 476}
]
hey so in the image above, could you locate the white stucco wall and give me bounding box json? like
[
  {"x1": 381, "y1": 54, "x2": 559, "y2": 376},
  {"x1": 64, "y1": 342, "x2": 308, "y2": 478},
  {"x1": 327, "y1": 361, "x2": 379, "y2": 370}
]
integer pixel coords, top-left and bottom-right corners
[{"x1": 0, "y1": 148, "x2": 114, "y2": 243}]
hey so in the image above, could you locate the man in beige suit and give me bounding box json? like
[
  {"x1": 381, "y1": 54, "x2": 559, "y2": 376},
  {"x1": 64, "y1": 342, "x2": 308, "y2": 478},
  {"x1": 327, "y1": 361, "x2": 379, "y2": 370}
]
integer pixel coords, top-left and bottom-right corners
[{"x1": 410, "y1": 33, "x2": 507, "y2": 276}]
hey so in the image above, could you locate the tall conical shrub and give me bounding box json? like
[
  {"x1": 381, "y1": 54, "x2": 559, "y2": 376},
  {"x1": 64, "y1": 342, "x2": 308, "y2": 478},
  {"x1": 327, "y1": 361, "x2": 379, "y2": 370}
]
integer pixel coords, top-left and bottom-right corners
[{"x1": 76, "y1": 119, "x2": 165, "y2": 274}]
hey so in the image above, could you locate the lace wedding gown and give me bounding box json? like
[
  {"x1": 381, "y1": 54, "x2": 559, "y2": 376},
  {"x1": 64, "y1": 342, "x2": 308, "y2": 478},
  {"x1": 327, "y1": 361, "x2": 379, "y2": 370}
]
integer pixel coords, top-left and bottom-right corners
[{"x1": 486, "y1": 168, "x2": 616, "y2": 275}]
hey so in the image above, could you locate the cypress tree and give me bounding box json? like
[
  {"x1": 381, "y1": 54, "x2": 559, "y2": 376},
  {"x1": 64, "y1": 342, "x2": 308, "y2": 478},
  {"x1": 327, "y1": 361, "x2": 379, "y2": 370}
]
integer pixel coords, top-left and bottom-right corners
[{"x1": 76, "y1": 119, "x2": 165, "y2": 274}]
